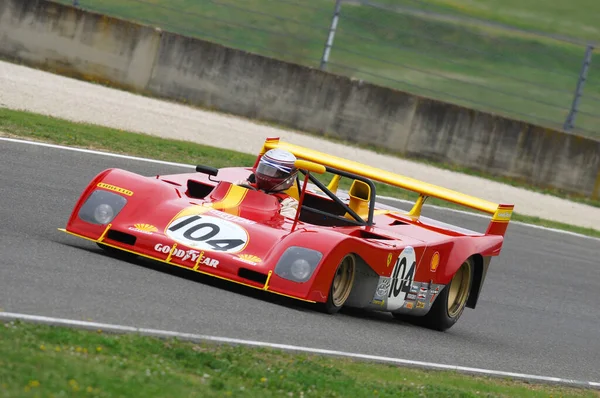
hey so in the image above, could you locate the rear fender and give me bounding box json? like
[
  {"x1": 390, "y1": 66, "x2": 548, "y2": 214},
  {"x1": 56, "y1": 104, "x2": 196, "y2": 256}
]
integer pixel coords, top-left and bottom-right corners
[{"x1": 437, "y1": 235, "x2": 503, "y2": 285}]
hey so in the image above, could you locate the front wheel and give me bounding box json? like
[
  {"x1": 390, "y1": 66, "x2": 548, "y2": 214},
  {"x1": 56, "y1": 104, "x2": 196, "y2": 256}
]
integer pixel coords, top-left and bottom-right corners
[
  {"x1": 418, "y1": 257, "x2": 474, "y2": 331},
  {"x1": 319, "y1": 254, "x2": 356, "y2": 314}
]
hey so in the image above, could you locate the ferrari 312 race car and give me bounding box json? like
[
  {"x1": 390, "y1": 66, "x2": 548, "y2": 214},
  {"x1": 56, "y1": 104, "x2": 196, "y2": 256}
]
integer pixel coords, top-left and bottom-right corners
[{"x1": 60, "y1": 137, "x2": 514, "y2": 331}]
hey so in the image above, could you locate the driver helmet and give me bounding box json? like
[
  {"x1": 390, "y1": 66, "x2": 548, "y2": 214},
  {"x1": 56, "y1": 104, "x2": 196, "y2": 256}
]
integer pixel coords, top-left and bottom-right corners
[{"x1": 255, "y1": 148, "x2": 298, "y2": 192}]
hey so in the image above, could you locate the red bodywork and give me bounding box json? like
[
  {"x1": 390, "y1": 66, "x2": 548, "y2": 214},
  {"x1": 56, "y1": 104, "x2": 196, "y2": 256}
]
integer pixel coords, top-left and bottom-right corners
[{"x1": 62, "y1": 158, "x2": 511, "y2": 316}]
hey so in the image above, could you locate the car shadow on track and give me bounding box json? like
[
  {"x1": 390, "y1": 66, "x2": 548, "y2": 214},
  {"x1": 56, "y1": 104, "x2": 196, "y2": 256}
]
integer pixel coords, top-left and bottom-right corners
[
  {"x1": 59, "y1": 240, "x2": 426, "y2": 330},
  {"x1": 61, "y1": 241, "x2": 318, "y2": 311}
]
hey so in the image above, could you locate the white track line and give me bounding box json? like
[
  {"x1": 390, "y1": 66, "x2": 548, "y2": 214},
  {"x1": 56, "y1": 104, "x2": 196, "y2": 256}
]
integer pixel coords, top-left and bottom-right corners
[
  {"x1": 2, "y1": 136, "x2": 599, "y2": 241},
  {"x1": 0, "y1": 136, "x2": 196, "y2": 168},
  {"x1": 0, "y1": 312, "x2": 598, "y2": 389}
]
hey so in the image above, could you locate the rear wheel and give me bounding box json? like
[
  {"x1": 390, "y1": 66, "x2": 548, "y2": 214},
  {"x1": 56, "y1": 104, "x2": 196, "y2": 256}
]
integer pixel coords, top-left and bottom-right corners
[
  {"x1": 413, "y1": 257, "x2": 474, "y2": 331},
  {"x1": 319, "y1": 254, "x2": 356, "y2": 314}
]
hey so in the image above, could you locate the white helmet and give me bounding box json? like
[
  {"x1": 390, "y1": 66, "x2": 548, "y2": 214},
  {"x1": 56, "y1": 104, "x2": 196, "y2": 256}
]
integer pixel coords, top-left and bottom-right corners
[{"x1": 255, "y1": 149, "x2": 298, "y2": 192}]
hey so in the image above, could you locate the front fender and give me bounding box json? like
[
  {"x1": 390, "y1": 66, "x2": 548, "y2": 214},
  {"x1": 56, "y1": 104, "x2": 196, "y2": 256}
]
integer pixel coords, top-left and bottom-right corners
[
  {"x1": 66, "y1": 168, "x2": 115, "y2": 227},
  {"x1": 264, "y1": 228, "x2": 384, "y2": 303},
  {"x1": 65, "y1": 168, "x2": 180, "y2": 237}
]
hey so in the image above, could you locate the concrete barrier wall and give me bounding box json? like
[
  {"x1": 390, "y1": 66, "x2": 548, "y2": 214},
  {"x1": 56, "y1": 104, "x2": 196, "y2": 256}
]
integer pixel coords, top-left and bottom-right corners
[
  {"x1": 2, "y1": 0, "x2": 599, "y2": 199},
  {"x1": 0, "y1": 0, "x2": 161, "y2": 91}
]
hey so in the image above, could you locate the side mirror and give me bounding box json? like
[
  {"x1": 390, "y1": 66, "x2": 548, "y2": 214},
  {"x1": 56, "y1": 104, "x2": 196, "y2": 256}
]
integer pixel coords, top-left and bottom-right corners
[
  {"x1": 196, "y1": 165, "x2": 219, "y2": 176},
  {"x1": 295, "y1": 160, "x2": 326, "y2": 174}
]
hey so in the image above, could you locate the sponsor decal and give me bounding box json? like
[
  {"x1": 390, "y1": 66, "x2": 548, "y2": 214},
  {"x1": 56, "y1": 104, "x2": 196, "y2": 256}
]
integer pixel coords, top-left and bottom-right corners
[
  {"x1": 430, "y1": 286, "x2": 441, "y2": 303},
  {"x1": 386, "y1": 253, "x2": 393, "y2": 267},
  {"x1": 406, "y1": 293, "x2": 417, "y2": 301},
  {"x1": 154, "y1": 243, "x2": 219, "y2": 268},
  {"x1": 165, "y1": 214, "x2": 249, "y2": 253},
  {"x1": 404, "y1": 302, "x2": 414, "y2": 309},
  {"x1": 372, "y1": 299, "x2": 385, "y2": 306},
  {"x1": 129, "y1": 223, "x2": 158, "y2": 235},
  {"x1": 430, "y1": 251, "x2": 440, "y2": 272},
  {"x1": 237, "y1": 254, "x2": 262, "y2": 265},
  {"x1": 416, "y1": 301, "x2": 425, "y2": 309},
  {"x1": 386, "y1": 246, "x2": 417, "y2": 311},
  {"x1": 375, "y1": 278, "x2": 391, "y2": 298},
  {"x1": 410, "y1": 284, "x2": 418, "y2": 294},
  {"x1": 97, "y1": 182, "x2": 133, "y2": 196},
  {"x1": 492, "y1": 208, "x2": 513, "y2": 222}
]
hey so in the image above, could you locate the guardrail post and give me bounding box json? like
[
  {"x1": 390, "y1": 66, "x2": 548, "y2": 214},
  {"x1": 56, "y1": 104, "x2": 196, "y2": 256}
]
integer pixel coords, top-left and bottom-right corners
[
  {"x1": 320, "y1": 0, "x2": 342, "y2": 71},
  {"x1": 564, "y1": 45, "x2": 593, "y2": 132}
]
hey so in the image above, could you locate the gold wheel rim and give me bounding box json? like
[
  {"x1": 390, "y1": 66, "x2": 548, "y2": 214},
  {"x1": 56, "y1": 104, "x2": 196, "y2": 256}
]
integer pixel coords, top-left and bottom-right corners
[
  {"x1": 447, "y1": 260, "x2": 472, "y2": 318},
  {"x1": 332, "y1": 255, "x2": 355, "y2": 307}
]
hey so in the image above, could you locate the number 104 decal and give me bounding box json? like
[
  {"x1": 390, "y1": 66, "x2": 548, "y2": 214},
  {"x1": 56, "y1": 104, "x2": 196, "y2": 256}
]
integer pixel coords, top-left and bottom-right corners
[
  {"x1": 386, "y1": 246, "x2": 417, "y2": 311},
  {"x1": 165, "y1": 214, "x2": 249, "y2": 253}
]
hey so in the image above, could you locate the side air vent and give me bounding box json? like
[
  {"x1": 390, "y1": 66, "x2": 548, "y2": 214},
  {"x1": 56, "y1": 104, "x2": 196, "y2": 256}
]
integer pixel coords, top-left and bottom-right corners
[
  {"x1": 390, "y1": 220, "x2": 408, "y2": 226},
  {"x1": 238, "y1": 268, "x2": 268, "y2": 284},
  {"x1": 106, "y1": 230, "x2": 137, "y2": 246},
  {"x1": 355, "y1": 230, "x2": 394, "y2": 240}
]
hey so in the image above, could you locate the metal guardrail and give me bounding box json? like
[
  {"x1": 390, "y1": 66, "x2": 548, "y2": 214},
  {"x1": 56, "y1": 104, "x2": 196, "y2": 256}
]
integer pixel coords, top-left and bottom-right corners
[{"x1": 65, "y1": 0, "x2": 599, "y2": 138}]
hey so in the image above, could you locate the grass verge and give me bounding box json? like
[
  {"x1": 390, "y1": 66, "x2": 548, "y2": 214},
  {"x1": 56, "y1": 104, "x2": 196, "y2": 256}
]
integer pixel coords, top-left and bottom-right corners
[
  {"x1": 1, "y1": 320, "x2": 597, "y2": 398},
  {"x1": 0, "y1": 107, "x2": 598, "y2": 238}
]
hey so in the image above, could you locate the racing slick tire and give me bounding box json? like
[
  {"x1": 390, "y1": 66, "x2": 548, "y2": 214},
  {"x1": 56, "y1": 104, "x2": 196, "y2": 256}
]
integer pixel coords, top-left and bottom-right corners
[
  {"x1": 319, "y1": 254, "x2": 356, "y2": 314},
  {"x1": 421, "y1": 257, "x2": 474, "y2": 331},
  {"x1": 96, "y1": 243, "x2": 138, "y2": 262},
  {"x1": 396, "y1": 257, "x2": 474, "y2": 331}
]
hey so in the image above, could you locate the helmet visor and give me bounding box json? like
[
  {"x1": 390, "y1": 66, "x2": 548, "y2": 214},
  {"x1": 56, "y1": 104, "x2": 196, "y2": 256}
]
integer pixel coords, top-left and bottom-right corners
[{"x1": 256, "y1": 162, "x2": 290, "y2": 179}]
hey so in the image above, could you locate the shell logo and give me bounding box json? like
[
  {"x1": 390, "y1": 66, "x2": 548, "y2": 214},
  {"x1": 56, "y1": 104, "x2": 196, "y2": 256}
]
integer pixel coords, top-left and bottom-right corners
[
  {"x1": 133, "y1": 224, "x2": 158, "y2": 233},
  {"x1": 238, "y1": 254, "x2": 262, "y2": 264},
  {"x1": 430, "y1": 251, "x2": 440, "y2": 272}
]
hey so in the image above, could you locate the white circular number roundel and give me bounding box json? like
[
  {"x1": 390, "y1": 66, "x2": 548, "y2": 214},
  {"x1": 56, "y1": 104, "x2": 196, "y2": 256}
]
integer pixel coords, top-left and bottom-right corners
[
  {"x1": 386, "y1": 246, "x2": 417, "y2": 311},
  {"x1": 166, "y1": 215, "x2": 249, "y2": 253}
]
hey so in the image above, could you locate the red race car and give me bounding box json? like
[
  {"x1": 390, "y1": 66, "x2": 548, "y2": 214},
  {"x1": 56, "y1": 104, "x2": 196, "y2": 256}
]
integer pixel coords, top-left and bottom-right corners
[{"x1": 60, "y1": 137, "x2": 514, "y2": 331}]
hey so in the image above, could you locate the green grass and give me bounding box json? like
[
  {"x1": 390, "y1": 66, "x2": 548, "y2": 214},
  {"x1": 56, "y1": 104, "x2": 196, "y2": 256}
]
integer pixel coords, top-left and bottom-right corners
[
  {"x1": 1, "y1": 320, "x2": 597, "y2": 398},
  {"x1": 1, "y1": 107, "x2": 599, "y2": 238},
  {"x1": 53, "y1": 0, "x2": 600, "y2": 138},
  {"x1": 378, "y1": 0, "x2": 600, "y2": 44}
]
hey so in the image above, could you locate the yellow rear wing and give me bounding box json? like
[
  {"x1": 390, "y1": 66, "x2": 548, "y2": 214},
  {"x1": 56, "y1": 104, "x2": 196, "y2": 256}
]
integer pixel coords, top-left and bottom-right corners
[{"x1": 257, "y1": 137, "x2": 514, "y2": 235}]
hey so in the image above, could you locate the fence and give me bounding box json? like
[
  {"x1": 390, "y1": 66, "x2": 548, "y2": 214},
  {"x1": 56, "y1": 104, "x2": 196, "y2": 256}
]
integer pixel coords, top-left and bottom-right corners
[{"x1": 60, "y1": 0, "x2": 600, "y2": 139}]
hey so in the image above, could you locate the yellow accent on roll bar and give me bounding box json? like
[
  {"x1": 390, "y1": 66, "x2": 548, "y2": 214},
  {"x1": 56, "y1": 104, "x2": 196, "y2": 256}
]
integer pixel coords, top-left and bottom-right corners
[
  {"x1": 294, "y1": 159, "x2": 326, "y2": 174},
  {"x1": 327, "y1": 174, "x2": 342, "y2": 193},
  {"x1": 261, "y1": 138, "x2": 499, "y2": 215}
]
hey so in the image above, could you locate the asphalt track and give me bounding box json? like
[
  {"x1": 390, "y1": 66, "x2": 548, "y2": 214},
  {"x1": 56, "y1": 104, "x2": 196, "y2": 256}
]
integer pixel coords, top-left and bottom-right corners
[{"x1": 1, "y1": 139, "x2": 599, "y2": 383}]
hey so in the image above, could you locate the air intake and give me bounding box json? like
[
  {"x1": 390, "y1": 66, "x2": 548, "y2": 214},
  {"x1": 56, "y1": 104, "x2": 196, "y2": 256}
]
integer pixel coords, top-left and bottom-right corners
[
  {"x1": 106, "y1": 230, "x2": 137, "y2": 246},
  {"x1": 238, "y1": 268, "x2": 268, "y2": 284}
]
